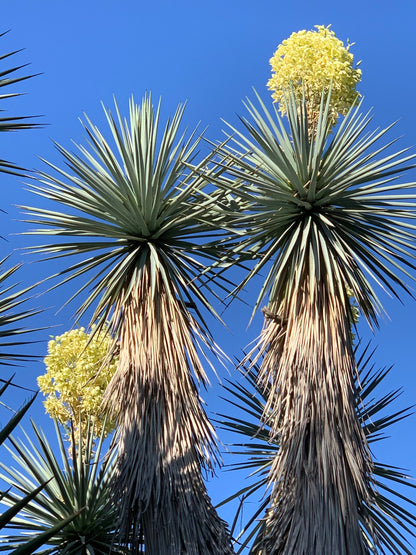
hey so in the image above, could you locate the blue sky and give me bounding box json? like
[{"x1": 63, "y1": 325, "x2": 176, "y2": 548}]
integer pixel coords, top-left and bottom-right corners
[{"x1": 1, "y1": 0, "x2": 416, "y2": 549}]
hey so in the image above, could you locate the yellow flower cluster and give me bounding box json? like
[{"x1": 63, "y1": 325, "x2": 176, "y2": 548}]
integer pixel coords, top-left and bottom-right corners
[
  {"x1": 268, "y1": 25, "x2": 361, "y2": 127},
  {"x1": 37, "y1": 326, "x2": 118, "y2": 440}
]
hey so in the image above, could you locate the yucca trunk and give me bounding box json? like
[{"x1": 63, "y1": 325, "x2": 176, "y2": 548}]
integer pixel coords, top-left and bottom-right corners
[
  {"x1": 104, "y1": 265, "x2": 233, "y2": 554},
  {"x1": 255, "y1": 281, "x2": 375, "y2": 554}
]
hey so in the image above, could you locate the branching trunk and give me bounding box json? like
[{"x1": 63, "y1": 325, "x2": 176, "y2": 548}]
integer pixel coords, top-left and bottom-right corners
[{"x1": 254, "y1": 282, "x2": 375, "y2": 554}]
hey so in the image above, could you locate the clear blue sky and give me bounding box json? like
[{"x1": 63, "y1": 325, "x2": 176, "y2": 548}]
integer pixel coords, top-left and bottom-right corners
[{"x1": 1, "y1": 0, "x2": 416, "y2": 548}]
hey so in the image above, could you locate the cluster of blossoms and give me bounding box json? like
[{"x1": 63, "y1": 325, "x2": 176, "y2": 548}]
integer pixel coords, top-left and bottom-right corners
[
  {"x1": 268, "y1": 25, "x2": 361, "y2": 128},
  {"x1": 37, "y1": 326, "x2": 118, "y2": 441}
]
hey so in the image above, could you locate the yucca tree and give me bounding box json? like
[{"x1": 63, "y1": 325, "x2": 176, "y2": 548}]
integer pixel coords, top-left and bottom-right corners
[
  {"x1": 210, "y1": 92, "x2": 416, "y2": 553},
  {"x1": 0, "y1": 262, "x2": 63, "y2": 555},
  {"x1": 0, "y1": 420, "x2": 131, "y2": 554},
  {"x1": 22, "y1": 95, "x2": 233, "y2": 553},
  {"x1": 218, "y1": 345, "x2": 416, "y2": 554},
  {"x1": 0, "y1": 30, "x2": 40, "y2": 368},
  {"x1": 0, "y1": 33, "x2": 49, "y2": 548}
]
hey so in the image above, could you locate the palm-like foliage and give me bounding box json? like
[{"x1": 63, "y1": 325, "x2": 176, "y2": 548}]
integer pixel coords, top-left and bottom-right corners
[
  {"x1": 210, "y1": 92, "x2": 416, "y2": 553},
  {"x1": 0, "y1": 274, "x2": 52, "y2": 555},
  {"x1": 0, "y1": 32, "x2": 48, "y2": 548},
  {"x1": 218, "y1": 345, "x2": 416, "y2": 554},
  {"x1": 0, "y1": 259, "x2": 47, "y2": 546},
  {"x1": 22, "y1": 95, "x2": 233, "y2": 552},
  {"x1": 0, "y1": 30, "x2": 40, "y2": 175},
  {"x1": 0, "y1": 30, "x2": 41, "y2": 365},
  {"x1": 0, "y1": 262, "x2": 59, "y2": 554},
  {"x1": 0, "y1": 258, "x2": 42, "y2": 366},
  {"x1": 0, "y1": 260, "x2": 76, "y2": 555},
  {"x1": 0, "y1": 378, "x2": 36, "y2": 448},
  {"x1": 0, "y1": 420, "x2": 132, "y2": 554}
]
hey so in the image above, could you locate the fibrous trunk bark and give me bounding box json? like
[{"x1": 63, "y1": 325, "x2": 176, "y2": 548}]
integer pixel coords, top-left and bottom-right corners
[
  {"x1": 254, "y1": 282, "x2": 375, "y2": 554},
  {"x1": 104, "y1": 271, "x2": 233, "y2": 554}
]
